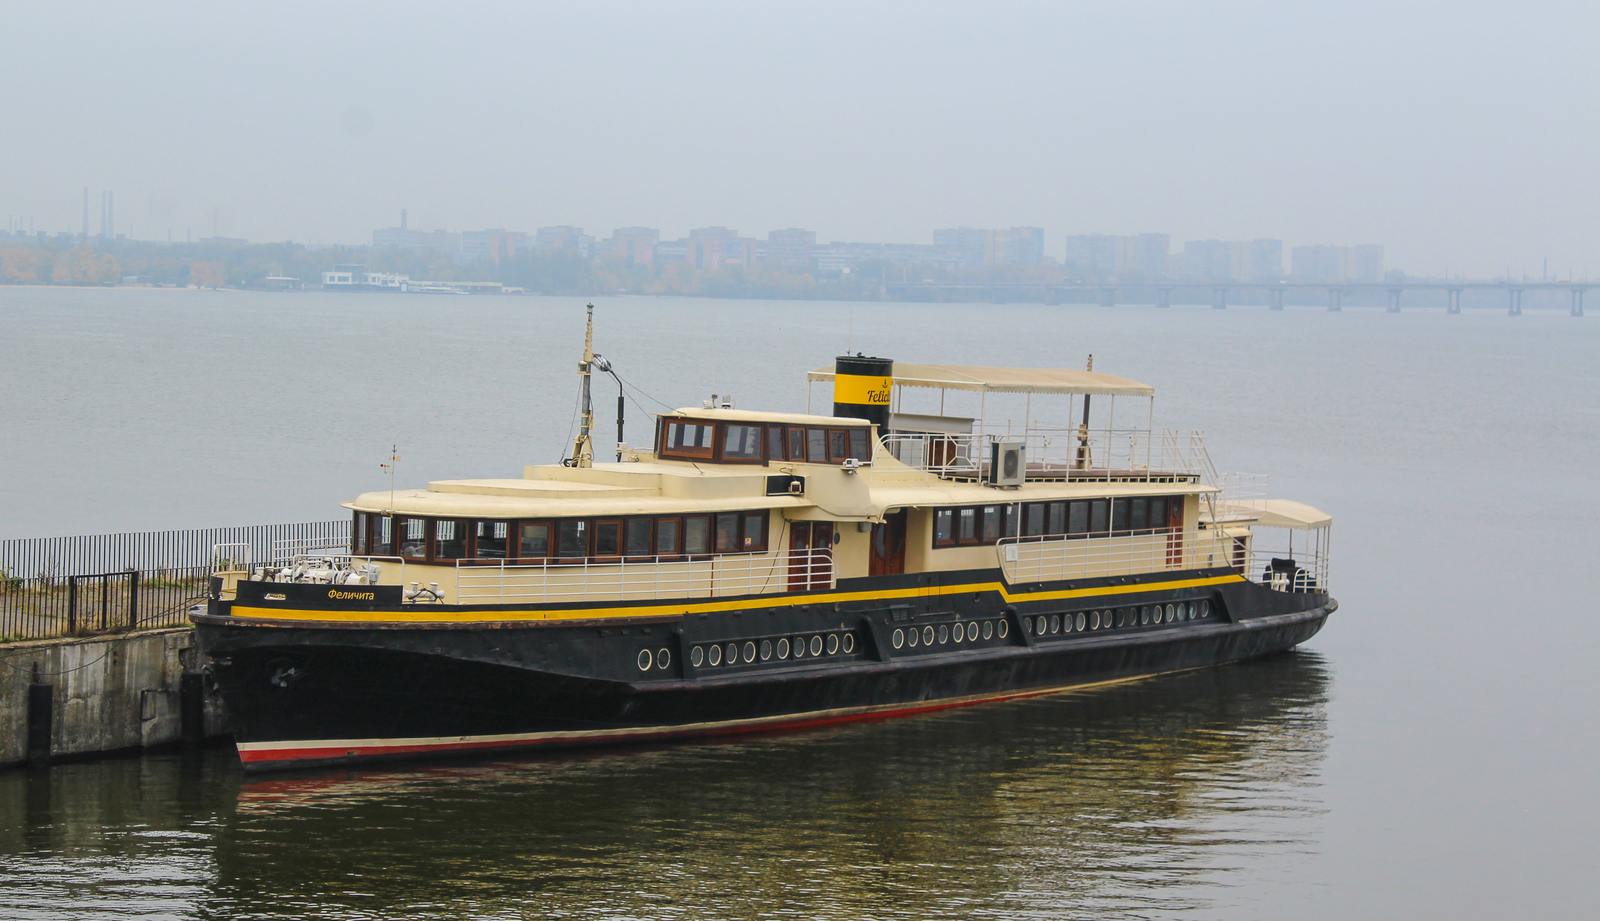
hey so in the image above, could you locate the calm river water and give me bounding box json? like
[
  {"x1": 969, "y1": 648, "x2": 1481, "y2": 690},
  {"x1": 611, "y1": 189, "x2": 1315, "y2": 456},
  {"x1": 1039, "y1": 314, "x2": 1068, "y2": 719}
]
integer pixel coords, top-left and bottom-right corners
[{"x1": 1, "y1": 287, "x2": 1596, "y2": 918}]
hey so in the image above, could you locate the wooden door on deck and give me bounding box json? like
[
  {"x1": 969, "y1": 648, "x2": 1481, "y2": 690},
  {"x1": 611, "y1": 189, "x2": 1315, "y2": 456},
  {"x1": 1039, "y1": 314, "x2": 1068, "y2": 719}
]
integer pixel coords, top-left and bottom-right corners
[
  {"x1": 788, "y1": 522, "x2": 835, "y2": 591},
  {"x1": 869, "y1": 510, "x2": 907, "y2": 577}
]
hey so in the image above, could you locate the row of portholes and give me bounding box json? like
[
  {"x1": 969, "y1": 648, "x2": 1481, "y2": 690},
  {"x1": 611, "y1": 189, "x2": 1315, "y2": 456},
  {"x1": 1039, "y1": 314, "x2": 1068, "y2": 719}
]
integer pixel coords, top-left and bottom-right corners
[
  {"x1": 636, "y1": 647, "x2": 673, "y2": 671},
  {"x1": 1025, "y1": 599, "x2": 1212, "y2": 638},
  {"x1": 686, "y1": 631, "x2": 858, "y2": 669},
  {"x1": 890, "y1": 618, "x2": 1009, "y2": 651}
]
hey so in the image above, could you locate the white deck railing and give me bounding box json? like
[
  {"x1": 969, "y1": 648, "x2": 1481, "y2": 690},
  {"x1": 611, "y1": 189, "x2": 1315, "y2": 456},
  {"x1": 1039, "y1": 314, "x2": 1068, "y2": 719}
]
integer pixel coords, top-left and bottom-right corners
[
  {"x1": 882, "y1": 428, "x2": 1209, "y2": 483},
  {"x1": 996, "y1": 529, "x2": 1329, "y2": 593},
  {"x1": 454, "y1": 549, "x2": 833, "y2": 604}
]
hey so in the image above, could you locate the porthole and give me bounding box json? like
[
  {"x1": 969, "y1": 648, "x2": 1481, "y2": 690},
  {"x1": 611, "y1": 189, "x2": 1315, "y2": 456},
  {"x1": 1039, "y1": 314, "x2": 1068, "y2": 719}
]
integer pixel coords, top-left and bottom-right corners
[
  {"x1": 908, "y1": 627, "x2": 920, "y2": 647},
  {"x1": 1090, "y1": 610, "x2": 1101, "y2": 630},
  {"x1": 726, "y1": 642, "x2": 739, "y2": 663},
  {"x1": 923, "y1": 626, "x2": 935, "y2": 646},
  {"x1": 998, "y1": 619, "x2": 1009, "y2": 638},
  {"x1": 1165, "y1": 604, "x2": 1176, "y2": 623},
  {"x1": 760, "y1": 639, "x2": 773, "y2": 661},
  {"x1": 810, "y1": 635, "x2": 824, "y2": 656},
  {"x1": 893, "y1": 628, "x2": 905, "y2": 649},
  {"x1": 743, "y1": 641, "x2": 757, "y2": 663},
  {"x1": 982, "y1": 621, "x2": 994, "y2": 640},
  {"x1": 1140, "y1": 606, "x2": 1150, "y2": 625},
  {"x1": 793, "y1": 636, "x2": 806, "y2": 658},
  {"x1": 708, "y1": 644, "x2": 723, "y2": 666},
  {"x1": 1201, "y1": 599, "x2": 1212, "y2": 618},
  {"x1": 1187, "y1": 601, "x2": 1197, "y2": 621},
  {"x1": 1049, "y1": 614, "x2": 1061, "y2": 635},
  {"x1": 967, "y1": 622, "x2": 979, "y2": 642},
  {"x1": 777, "y1": 637, "x2": 791, "y2": 658},
  {"x1": 952, "y1": 623, "x2": 964, "y2": 644},
  {"x1": 827, "y1": 633, "x2": 840, "y2": 655},
  {"x1": 843, "y1": 633, "x2": 856, "y2": 654},
  {"x1": 637, "y1": 649, "x2": 653, "y2": 671},
  {"x1": 1075, "y1": 612, "x2": 1087, "y2": 632},
  {"x1": 657, "y1": 648, "x2": 671, "y2": 669},
  {"x1": 1035, "y1": 615, "x2": 1048, "y2": 635},
  {"x1": 1022, "y1": 616, "x2": 1033, "y2": 635},
  {"x1": 691, "y1": 645, "x2": 705, "y2": 667}
]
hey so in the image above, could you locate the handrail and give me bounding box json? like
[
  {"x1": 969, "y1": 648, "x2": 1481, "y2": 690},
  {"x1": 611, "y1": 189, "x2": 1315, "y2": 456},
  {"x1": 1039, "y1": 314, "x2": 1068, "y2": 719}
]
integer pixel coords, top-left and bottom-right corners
[
  {"x1": 882, "y1": 428, "x2": 1208, "y2": 483},
  {"x1": 454, "y1": 549, "x2": 833, "y2": 604}
]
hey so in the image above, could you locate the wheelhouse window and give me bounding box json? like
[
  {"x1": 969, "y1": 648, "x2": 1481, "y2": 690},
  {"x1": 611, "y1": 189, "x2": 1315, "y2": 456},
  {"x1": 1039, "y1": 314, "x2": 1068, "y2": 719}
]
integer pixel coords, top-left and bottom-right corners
[
  {"x1": 848, "y1": 428, "x2": 870, "y2": 462},
  {"x1": 397, "y1": 517, "x2": 428, "y2": 561},
  {"x1": 933, "y1": 509, "x2": 955, "y2": 547},
  {"x1": 828, "y1": 429, "x2": 850, "y2": 463},
  {"x1": 766, "y1": 425, "x2": 786, "y2": 462},
  {"x1": 787, "y1": 426, "x2": 806, "y2": 460},
  {"x1": 660, "y1": 419, "x2": 715, "y2": 460},
  {"x1": 372, "y1": 515, "x2": 393, "y2": 554},
  {"x1": 720, "y1": 423, "x2": 763, "y2": 461},
  {"x1": 557, "y1": 520, "x2": 589, "y2": 558},
  {"x1": 475, "y1": 520, "x2": 509, "y2": 558},
  {"x1": 434, "y1": 519, "x2": 469, "y2": 560},
  {"x1": 806, "y1": 428, "x2": 828, "y2": 463},
  {"x1": 518, "y1": 522, "x2": 550, "y2": 559}
]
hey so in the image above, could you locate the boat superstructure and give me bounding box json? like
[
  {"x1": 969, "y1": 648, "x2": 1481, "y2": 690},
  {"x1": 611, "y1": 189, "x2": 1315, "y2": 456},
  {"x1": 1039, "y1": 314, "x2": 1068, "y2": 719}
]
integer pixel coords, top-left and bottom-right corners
[{"x1": 194, "y1": 310, "x2": 1334, "y2": 771}]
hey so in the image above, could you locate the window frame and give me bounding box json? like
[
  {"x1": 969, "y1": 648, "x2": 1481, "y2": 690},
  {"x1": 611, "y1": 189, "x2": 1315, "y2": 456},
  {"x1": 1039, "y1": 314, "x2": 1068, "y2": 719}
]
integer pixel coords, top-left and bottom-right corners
[
  {"x1": 658, "y1": 417, "x2": 716, "y2": 461},
  {"x1": 717, "y1": 422, "x2": 765, "y2": 463}
]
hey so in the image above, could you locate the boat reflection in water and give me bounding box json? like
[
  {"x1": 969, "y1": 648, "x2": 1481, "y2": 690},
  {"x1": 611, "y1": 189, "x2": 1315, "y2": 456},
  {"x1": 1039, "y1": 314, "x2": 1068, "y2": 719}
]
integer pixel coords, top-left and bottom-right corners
[{"x1": 203, "y1": 652, "x2": 1332, "y2": 918}]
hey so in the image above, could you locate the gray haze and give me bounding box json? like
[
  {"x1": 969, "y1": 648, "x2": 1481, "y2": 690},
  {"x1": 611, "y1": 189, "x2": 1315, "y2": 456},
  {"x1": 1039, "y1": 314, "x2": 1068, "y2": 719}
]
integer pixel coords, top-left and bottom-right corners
[{"x1": 2, "y1": 0, "x2": 1596, "y2": 275}]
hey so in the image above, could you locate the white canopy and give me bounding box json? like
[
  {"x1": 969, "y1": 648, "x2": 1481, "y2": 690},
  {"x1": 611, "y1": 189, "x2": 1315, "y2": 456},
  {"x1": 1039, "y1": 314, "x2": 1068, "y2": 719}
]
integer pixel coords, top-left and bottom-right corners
[
  {"x1": 808, "y1": 362, "x2": 1155, "y2": 397},
  {"x1": 1212, "y1": 499, "x2": 1333, "y2": 529}
]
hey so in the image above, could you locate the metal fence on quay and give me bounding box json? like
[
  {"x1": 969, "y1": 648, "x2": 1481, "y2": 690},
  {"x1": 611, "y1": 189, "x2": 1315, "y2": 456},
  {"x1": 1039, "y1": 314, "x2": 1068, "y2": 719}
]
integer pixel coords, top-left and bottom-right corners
[{"x1": 0, "y1": 520, "x2": 349, "y2": 642}]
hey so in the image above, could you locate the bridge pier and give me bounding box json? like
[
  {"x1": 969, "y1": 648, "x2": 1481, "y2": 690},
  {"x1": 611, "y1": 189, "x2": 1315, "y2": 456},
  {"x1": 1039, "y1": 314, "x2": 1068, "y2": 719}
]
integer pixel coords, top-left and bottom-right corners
[
  {"x1": 1155, "y1": 287, "x2": 1172, "y2": 308},
  {"x1": 1211, "y1": 287, "x2": 1228, "y2": 310},
  {"x1": 1572, "y1": 288, "x2": 1585, "y2": 317},
  {"x1": 1447, "y1": 288, "x2": 1462, "y2": 315},
  {"x1": 1269, "y1": 287, "x2": 1285, "y2": 310},
  {"x1": 1327, "y1": 288, "x2": 1342, "y2": 312},
  {"x1": 1508, "y1": 288, "x2": 1523, "y2": 316},
  {"x1": 1098, "y1": 287, "x2": 1116, "y2": 308},
  {"x1": 1386, "y1": 288, "x2": 1402, "y2": 313}
]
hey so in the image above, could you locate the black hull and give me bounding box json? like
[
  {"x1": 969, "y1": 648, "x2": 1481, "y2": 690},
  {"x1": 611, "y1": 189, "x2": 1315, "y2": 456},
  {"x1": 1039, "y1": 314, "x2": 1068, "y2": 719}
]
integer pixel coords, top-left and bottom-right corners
[{"x1": 195, "y1": 572, "x2": 1333, "y2": 772}]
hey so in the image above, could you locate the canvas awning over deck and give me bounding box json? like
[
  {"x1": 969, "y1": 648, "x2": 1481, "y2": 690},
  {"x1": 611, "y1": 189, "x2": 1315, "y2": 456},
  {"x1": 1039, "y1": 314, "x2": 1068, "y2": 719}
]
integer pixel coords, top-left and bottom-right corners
[{"x1": 807, "y1": 363, "x2": 1155, "y2": 397}]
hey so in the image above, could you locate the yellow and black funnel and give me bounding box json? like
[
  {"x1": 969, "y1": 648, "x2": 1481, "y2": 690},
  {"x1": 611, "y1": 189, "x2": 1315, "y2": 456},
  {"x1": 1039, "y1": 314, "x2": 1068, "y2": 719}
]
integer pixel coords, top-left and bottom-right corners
[{"x1": 832, "y1": 354, "x2": 893, "y2": 432}]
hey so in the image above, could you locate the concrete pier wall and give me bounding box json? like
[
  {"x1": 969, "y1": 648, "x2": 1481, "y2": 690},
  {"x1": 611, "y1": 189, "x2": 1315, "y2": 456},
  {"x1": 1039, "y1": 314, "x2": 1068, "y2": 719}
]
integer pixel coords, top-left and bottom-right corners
[{"x1": 0, "y1": 628, "x2": 228, "y2": 769}]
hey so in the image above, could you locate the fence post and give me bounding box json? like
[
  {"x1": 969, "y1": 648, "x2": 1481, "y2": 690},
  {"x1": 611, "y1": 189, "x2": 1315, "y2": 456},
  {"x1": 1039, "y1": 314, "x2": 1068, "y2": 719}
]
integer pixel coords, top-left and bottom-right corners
[
  {"x1": 66, "y1": 577, "x2": 77, "y2": 635},
  {"x1": 127, "y1": 569, "x2": 140, "y2": 631}
]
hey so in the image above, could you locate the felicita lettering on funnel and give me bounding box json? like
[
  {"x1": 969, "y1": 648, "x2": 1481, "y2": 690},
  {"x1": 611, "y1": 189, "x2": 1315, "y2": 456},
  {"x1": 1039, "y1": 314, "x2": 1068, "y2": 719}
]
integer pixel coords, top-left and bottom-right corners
[{"x1": 836, "y1": 373, "x2": 893, "y2": 405}]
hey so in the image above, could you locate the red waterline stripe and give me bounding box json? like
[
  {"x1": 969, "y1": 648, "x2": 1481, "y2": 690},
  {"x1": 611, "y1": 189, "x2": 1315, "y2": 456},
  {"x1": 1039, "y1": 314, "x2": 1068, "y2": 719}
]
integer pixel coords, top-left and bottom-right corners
[{"x1": 237, "y1": 684, "x2": 1069, "y2": 765}]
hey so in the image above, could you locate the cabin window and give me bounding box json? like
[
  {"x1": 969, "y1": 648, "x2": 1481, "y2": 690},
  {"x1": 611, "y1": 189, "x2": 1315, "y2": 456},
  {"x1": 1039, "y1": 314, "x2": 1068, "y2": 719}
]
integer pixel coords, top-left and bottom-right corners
[
  {"x1": 434, "y1": 519, "x2": 469, "y2": 560},
  {"x1": 592, "y1": 519, "x2": 623, "y2": 558},
  {"x1": 981, "y1": 505, "x2": 1002, "y2": 543},
  {"x1": 557, "y1": 520, "x2": 588, "y2": 558},
  {"x1": 848, "y1": 428, "x2": 870, "y2": 462},
  {"x1": 518, "y1": 522, "x2": 550, "y2": 558},
  {"x1": 475, "y1": 520, "x2": 509, "y2": 558},
  {"x1": 766, "y1": 425, "x2": 786, "y2": 461},
  {"x1": 684, "y1": 516, "x2": 712, "y2": 555},
  {"x1": 1024, "y1": 504, "x2": 1046, "y2": 537},
  {"x1": 933, "y1": 508, "x2": 955, "y2": 547},
  {"x1": 742, "y1": 512, "x2": 768, "y2": 551},
  {"x1": 1149, "y1": 497, "x2": 1169, "y2": 531},
  {"x1": 954, "y1": 507, "x2": 975, "y2": 543},
  {"x1": 1045, "y1": 502, "x2": 1066, "y2": 535},
  {"x1": 1090, "y1": 499, "x2": 1109, "y2": 534},
  {"x1": 351, "y1": 512, "x2": 364, "y2": 554},
  {"x1": 787, "y1": 426, "x2": 806, "y2": 461},
  {"x1": 368, "y1": 515, "x2": 393, "y2": 555},
  {"x1": 828, "y1": 429, "x2": 850, "y2": 462},
  {"x1": 806, "y1": 428, "x2": 829, "y2": 463},
  {"x1": 655, "y1": 517, "x2": 681, "y2": 555},
  {"x1": 625, "y1": 518, "x2": 653, "y2": 557},
  {"x1": 397, "y1": 517, "x2": 429, "y2": 560},
  {"x1": 1068, "y1": 501, "x2": 1090, "y2": 535},
  {"x1": 714, "y1": 513, "x2": 741, "y2": 553},
  {"x1": 1128, "y1": 498, "x2": 1149, "y2": 531},
  {"x1": 721, "y1": 423, "x2": 763, "y2": 461},
  {"x1": 1112, "y1": 498, "x2": 1133, "y2": 533},
  {"x1": 661, "y1": 419, "x2": 715, "y2": 459}
]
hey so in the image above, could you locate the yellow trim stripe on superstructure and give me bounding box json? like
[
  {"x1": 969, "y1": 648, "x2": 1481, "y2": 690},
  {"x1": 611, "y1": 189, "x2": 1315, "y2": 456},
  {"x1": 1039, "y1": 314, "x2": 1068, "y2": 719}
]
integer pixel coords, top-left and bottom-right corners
[{"x1": 229, "y1": 573, "x2": 1246, "y2": 625}]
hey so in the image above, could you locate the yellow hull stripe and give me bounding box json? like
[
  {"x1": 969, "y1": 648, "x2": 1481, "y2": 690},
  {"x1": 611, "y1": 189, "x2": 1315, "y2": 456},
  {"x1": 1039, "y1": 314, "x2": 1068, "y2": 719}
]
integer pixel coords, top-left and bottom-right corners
[{"x1": 229, "y1": 573, "x2": 1246, "y2": 626}]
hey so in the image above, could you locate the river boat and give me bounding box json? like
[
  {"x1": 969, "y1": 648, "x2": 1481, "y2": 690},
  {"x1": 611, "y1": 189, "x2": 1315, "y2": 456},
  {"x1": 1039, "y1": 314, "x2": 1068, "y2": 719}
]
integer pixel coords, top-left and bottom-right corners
[{"x1": 193, "y1": 306, "x2": 1335, "y2": 771}]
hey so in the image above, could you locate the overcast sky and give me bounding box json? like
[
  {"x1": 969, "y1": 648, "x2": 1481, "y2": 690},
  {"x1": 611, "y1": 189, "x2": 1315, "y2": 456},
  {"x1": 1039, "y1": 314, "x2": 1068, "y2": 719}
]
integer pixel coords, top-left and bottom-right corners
[{"x1": 2, "y1": 0, "x2": 1595, "y2": 276}]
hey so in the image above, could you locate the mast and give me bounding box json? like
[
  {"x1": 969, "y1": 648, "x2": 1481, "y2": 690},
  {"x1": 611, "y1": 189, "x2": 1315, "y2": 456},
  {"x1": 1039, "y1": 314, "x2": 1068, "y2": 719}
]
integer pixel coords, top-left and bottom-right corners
[
  {"x1": 1075, "y1": 353, "x2": 1094, "y2": 470},
  {"x1": 571, "y1": 303, "x2": 596, "y2": 468}
]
